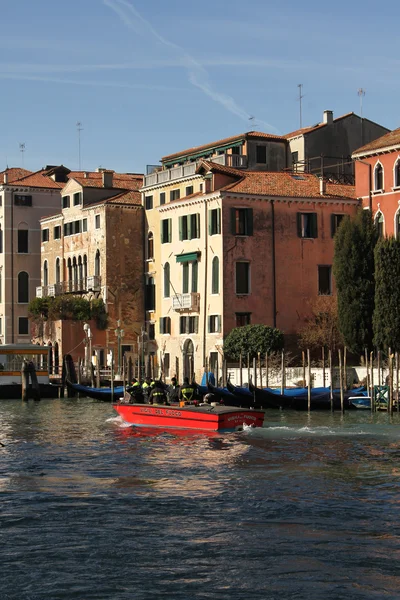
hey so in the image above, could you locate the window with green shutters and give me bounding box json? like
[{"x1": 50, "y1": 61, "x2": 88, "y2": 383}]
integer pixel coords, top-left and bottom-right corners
[
  {"x1": 230, "y1": 208, "x2": 253, "y2": 236},
  {"x1": 191, "y1": 261, "x2": 198, "y2": 293},
  {"x1": 209, "y1": 208, "x2": 221, "y2": 235},
  {"x1": 180, "y1": 315, "x2": 199, "y2": 334},
  {"x1": 208, "y1": 315, "x2": 221, "y2": 333},
  {"x1": 179, "y1": 214, "x2": 200, "y2": 240},
  {"x1": 211, "y1": 256, "x2": 219, "y2": 294},
  {"x1": 160, "y1": 317, "x2": 171, "y2": 334},
  {"x1": 161, "y1": 218, "x2": 172, "y2": 243},
  {"x1": 182, "y1": 262, "x2": 189, "y2": 293},
  {"x1": 297, "y1": 213, "x2": 318, "y2": 238},
  {"x1": 164, "y1": 263, "x2": 170, "y2": 298}
]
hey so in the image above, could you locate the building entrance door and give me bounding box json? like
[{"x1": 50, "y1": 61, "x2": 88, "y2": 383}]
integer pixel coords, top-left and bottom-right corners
[{"x1": 183, "y1": 339, "x2": 194, "y2": 381}]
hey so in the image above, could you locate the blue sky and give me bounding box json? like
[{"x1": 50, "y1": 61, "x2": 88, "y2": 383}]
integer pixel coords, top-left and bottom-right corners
[{"x1": 1, "y1": 0, "x2": 398, "y2": 174}]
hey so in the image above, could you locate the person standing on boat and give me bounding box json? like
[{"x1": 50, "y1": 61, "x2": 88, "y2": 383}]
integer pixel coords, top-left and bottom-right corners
[
  {"x1": 179, "y1": 377, "x2": 197, "y2": 405},
  {"x1": 149, "y1": 381, "x2": 168, "y2": 405},
  {"x1": 167, "y1": 377, "x2": 180, "y2": 404},
  {"x1": 142, "y1": 376, "x2": 155, "y2": 402},
  {"x1": 126, "y1": 378, "x2": 144, "y2": 403}
]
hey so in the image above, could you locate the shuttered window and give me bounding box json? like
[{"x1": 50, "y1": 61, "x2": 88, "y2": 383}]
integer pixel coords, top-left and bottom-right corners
[
  {"x1": 230, "y1": 208, "x2": 253, "y2": 236},
  {"x1": 297, "y1": 213, "x2": 318, "y2": 238},
  {"x1": 209, "y1": 208, "x2": 221, "y2": 235}
]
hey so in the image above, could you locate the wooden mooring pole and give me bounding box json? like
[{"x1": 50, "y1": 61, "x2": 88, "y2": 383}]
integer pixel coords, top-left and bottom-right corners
[
  {"x1": 389, "y1": 348, "x2": 393, "y2": 415},
  {"x1": 302, "y1": 351, "x2": 306, "y2": 388},
  {"x1": 343, "y1": 347, "x2": 347, "y2": 391},
  {"x1": 370, "y1": 351, "x2": 374, "y2": 413},
  {"x1": 281, "y1": 350, "x2": 285, "y2": 395},
  {"x1": 396, "y1": 352, "x2": 399, "y2": 413},
  {"x1": 322, "y1": 347, "x2": 325, "y2": 388},
  {"x1": 307, "y1": 349, "x2": 311, "y2": 412},
  {"x1": 258, "y1": 352, "x2": 262, "y2": 388},
  {"x1": 329, "y1": 349, "x2": 333, "y2": 411},
  {"x1": 239, "y1": 352, "x2": 243, "y2": 387},
  {"x1": 338, "y1": 349, "x2": 344, "y2": 413},
  {"x1": 265, "y1": 353, "x2": 269, "y2": 388}
]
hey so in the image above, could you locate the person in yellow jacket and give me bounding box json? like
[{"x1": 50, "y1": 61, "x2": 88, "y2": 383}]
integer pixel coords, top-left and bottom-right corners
[
  {"x1": 149, "y1": 381, "x2": 168, "y2": 405},
  {"x1": 179, "y1": 377, "x2": 197, "y2": 406}
]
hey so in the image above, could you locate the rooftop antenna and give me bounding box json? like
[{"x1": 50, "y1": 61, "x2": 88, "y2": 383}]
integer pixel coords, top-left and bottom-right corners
[
  {"x1": 297, "y1": 84, "x2": 304, "y2": 128},
  {"x1": 358, "y1": 88, "x2": 366, "y2": 145},
  {"x1": 19, "y1": 143, "x2": 25, "y2": 168},
  {"x1": 76, "y1": 121, "x2": 83, "y2": 170},
  {"x1": 249, "y1": 115, "x2": 256, "y2": 130}
]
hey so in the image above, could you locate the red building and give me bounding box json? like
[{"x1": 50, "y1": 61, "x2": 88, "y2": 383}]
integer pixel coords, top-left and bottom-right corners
[{"x1": 353, "y1": 128, "x2": 400, "y2": 236}]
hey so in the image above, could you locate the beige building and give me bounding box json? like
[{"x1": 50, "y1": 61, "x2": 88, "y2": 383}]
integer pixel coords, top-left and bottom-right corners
[
  {"x1": 0, "y1": 166, "x2": 66, "y2": 344},
  {"x1": 37, "y1": 169, "x2": 144, "y2": 370}
]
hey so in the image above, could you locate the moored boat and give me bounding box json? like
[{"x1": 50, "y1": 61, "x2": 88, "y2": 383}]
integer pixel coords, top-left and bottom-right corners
[
  {"x1": 113, "y1": 398, "x2": 264, "y2": 432},
  {"x1": 66, "y1": 380, "x2": 125, "y2": 402}
]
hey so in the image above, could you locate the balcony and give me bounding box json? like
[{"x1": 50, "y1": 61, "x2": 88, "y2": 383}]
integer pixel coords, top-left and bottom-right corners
[
  {"x1": 143, "y1": 154, "x2": 248, "y2": 187},
  {"x1": 36, "y1": 284, "x2": 63, "y2": 298},
  {"x1": 172, "y1": 292, "x2": 200, "y2": 312},
  {"x1": 86, "y1": 275, "x2": 101, "y2": 292},
  {"x1": 36, "y1": 277, "x2": 102, "y2": 298}
]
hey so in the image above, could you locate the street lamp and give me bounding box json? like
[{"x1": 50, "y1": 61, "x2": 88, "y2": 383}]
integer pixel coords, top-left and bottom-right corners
[
  {"x1": 83, "y1": 323, "x2": 92, "y2": 378},
  {"x1": 115, "y1": 320, "x2": 124, "y2": 378}
]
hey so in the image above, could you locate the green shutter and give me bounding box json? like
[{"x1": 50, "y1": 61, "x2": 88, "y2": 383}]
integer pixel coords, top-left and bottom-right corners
[
  {"x1": 208, "y1": 210, "x2": 212, "y2": 235},
  {"x1": 218, "y1": 315, "x2": 222, "y2": 333},
  {"x1": 182, "y1": 263, "x2": 189, "y2": 293},
  {"x1": 168, "y1": 218, "x2": 172, "y2": 243},
  {"x1": 196, "y1": 213, "x2": 200, "y2": 238},
  {"x1": 192, "y1": 261, "x2": 198, "y2": 293},
  {"x1": 195, "y1": 316, "x2": 199, "y2": 334},
  {"x1": 160, "y1": 318, "x2": 164, "y2": 334},
  {"x1": 246, "y1": 208, "x2": 253, "y2": 236},
  {"x1": 207, "y1": 316, "x2": 211, "y2": 333},
  {"x1": 179, "y1": 216, "x2": 183, "y2": 241},
  {"x1": 217, "y1": 208, "x2": 221, "y2": 234},
  {"x1": 312, "y1": 214, "x2": 318, "y2": 238}
]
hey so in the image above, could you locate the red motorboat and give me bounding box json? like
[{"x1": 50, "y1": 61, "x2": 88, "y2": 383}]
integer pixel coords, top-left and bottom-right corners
[{"x1": 113, "y1": 400, "x2": 264, "y2": 432}]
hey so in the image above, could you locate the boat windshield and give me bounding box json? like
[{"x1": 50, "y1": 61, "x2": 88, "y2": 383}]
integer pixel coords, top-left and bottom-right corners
[{"x1": 0, "y1": 353, "x2": 48, "y2": 371}]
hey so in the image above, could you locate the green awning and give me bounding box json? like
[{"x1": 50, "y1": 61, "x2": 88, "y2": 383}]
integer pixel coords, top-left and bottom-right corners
[
  {"x1": 164, "y1": 141, "x2": 243, "y2": 166},
  {"x1": 176, "y1": 251, "x2": 201, "y2": 263}
]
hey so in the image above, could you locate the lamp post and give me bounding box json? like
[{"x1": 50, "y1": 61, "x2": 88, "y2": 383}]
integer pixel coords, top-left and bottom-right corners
[
  {"x1": 83, "y1": 323, "x2": 92, "y2": 378},
  {"x1": 115, "y1": 320, "x2": 124, "y2": 378}
]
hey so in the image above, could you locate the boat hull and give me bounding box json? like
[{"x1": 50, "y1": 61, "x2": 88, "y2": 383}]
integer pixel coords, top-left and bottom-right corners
[
  {"x1": 113, "y1": 402, "x2": 265, "y2": 431},
  {"x1": 66, "y1": 381, "x2": 125, "y2": 401}
]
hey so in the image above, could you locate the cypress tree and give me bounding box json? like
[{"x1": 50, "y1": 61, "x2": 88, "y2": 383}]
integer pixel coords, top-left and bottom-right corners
[
  {"x1": 333, "y1": 209, "x2": 377, "y2": 354},
  {"x1": 373, "y1": 237, "x2": 400, "y2": 351}
]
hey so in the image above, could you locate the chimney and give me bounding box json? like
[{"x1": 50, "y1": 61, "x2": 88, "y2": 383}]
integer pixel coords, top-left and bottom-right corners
[
  {"x1": 84, "y1": 172, "x2": 90, "y2": 179},
  {"x1": 319, "y1": 177, "x2": 326, "y2": 195},
  {"x1": 323, "y1": 110, "x2": 333, "y2": 125},
  {"x1": 102, "y1": 170, "x2": 113, "y2": 188},
  {"x1": 3, "y1": 172, "x2": 8, "y2": 184}
]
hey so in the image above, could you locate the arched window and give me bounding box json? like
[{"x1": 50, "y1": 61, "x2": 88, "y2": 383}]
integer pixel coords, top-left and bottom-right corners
[
  {"x1": 212, "y1": 256, "x2": 219, "y2": 294},
  {"x1": 83, "y1": 255, "x2": 88, "y2": 280},
  {"x1": 394, "y1": 159, "x2": 400, "y2": 188},
  {"x1": 95, "y1": 250, "x2": 101, "y2": 277},
  {"x1": 147, "y1": 232, "x2": 154, "y2": 260},
  {"x1": 375, "y1": 211, "x2": 384, "y2": 238},
  {"x1": 78, "y1": 256, "x2": 83, "y2": 283},
  {"x1": 164, "y1": 262, "x2": 170, "y2": 298},
  {"x1": 73, "y1": 257, "x2": 78, "y2": 284},
  {"x1": 55, "y1": 258, "x2": 61, "y2": 284},
  {"x1": 43, "y1": 260, "x2": 48, "y2": 287},
  {"x1": 374, "y1": 162, "x2": 383, "y2": 191},
  {"x1": 18, "y1": 271, "x2": 29, "y2": 303}
]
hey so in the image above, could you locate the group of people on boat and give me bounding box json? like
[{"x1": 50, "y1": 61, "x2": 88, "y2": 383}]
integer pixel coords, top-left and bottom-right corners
[{"x1": 124, "y1": 375, "x2": 202, "y2": 406}]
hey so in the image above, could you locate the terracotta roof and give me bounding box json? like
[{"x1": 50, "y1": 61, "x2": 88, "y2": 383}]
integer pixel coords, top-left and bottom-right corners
[
  {"x1": 196, "y1": 159, "x2": 244, "y2": 178},
  {"x1": 221, "y1": 171, "x2": 356, "y2": 200},
  {"x1": 285, "y1": 112, "x2": 360, "y2": 139},
  {"x1": 8, "y1": 169, "x2": 63, "y2": 189},
  {"x1": 72, "y1": 173, "x2": 143, "y2": 191},
  {"x1": 162, "y1": 131, "x2": 287, "y2": 162},
  {"x1": 105, "y1": 190, "x2": 141, "y2": 206},
  {"x1": 352, "y1": 127, "x2": 400, "y2": 156},
  {"x1": 0, "y1": 167, "x2": 32, "y2": 182}
]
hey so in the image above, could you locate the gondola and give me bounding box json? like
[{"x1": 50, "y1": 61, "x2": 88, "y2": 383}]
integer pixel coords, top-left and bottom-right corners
[
  {"x1": 66, "y1": 380, "x2": 125, "y2": 402},
  {"x1": 226, "y1": 380, "x2": 287, "y2": 409},
  {"x1": 248, "y1": 382, "x2": 359, "y2": 411}
]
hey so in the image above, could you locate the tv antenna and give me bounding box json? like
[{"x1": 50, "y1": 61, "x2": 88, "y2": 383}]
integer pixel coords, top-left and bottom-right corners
[
  {"x1": 249, "y1": 115, "x2": 257, "y2": 130},
  {"x1": 76, "y1": 121, "x2": 83, "y2": 170},
  {"x1": 297, "y1": 84, "x2": 304, "y2": 128},
  {"x1": 357, "y1": 89, "x2": 366, "y2": 145},
  {"x1": 19, "y1": 143, "x2": 26, "y2": 168}
]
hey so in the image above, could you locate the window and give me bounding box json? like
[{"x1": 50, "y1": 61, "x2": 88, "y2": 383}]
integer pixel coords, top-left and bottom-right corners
[
  {"x1": 53, "y1": 225, "x2": 61, "y2": 240},
  {"x1": 256, "y1": 145, "x2": 267, "y2": 164},
  {"x1": 170, "y1": 189, "x2": 180, "y2": 201},
  {"x1": 160, "y1": 317, "x2": 171, "y2": 334},
  {"x1": 161, "y1": 219, "x2": 172, "y2": 244},
  {"x1": 208, "y1": 315, "x2": 221, "y2": 333},
  {"x1": 15, "y1": 195, "x2": 32, "y2": 206},
  {"x1": 163, "y1": 353, "x2": 170, "y2": 377},
  {"x1": 148, "y1": 323, "x2": 155, "y2": 341},
  {"x1": 236, "y1": 262, "x2": 250, "y2": 295},
  {"x1": 209, "y1": 208, "x2": 221, "y2": 235},
  {"x1": 64, "y1": 222, "x2": 71, "y2": 236},
  {"x1": 212, "y1": 256, "x2": 219, "y2": 294},
  {"x1": 374, "y1": 163, "x2": 383, "y2": 191},
  {"x1": 318, "y1": 266, "x2": 332, "y2": 295},
  {"x1": 200, "y1": 184, "x2": 203, "y2": 192},
  {"x1": 18, "y1": 271, "x2": 29, "y2": 303},
  {"x1": 147, "y1": 232, "x2": 154, "y2": 260},
  {"x1": 395, "y1": 160, "x2": 400, "y2": 188},
  {"x1": 291, "y1": 151, "x2": 299, "y2": 164},
  {"x1": 231, "y1": 146, "x2": 240, "y2": 156},
  {"x1": 231, "y1": 208, "x2": 253, "y2": 236},
  {"x1": 297, "y1": 213, "x2": 318, "y2": 238},
  {"x1": 145, "y1": 195, "x2": 153, "y2": 210},
  {"x1": 62, "y1": 195, "x2": 70, "y2": 209},
  {"x1": 73, "y1": 192, "x2": 81, "y2": 206},
  {"x1": 331, "y1": 214, "x2": 345, "y2": 238},
  {"x1": 236, "y1": 312, "x2": 251, "y2": 327},
  {"x1": 209, "y1": 352, "x2": 219, "y2": 373},
  {"x1": 375, "y1": 211, "x2": 384, "y2": 237},
  {"x1": 95, "y1": 249, "x2": 101, "y2": 277},
  {"x1": 17, "y1": 228, "x2": 28, "y2": 253},
  {"x1": 182, "y1": 262, "x2": 189, "y2": 293},
  {"x1": 73, "y1": 221, "x2": 81, "y2": 234},
  {"x1": 164, "y1": 262, "x2": 170, "y2": 298},
  {"x1": 160, "y1": 192, "x2": 166, "y2": 205},
  {"x1": 18, "y1": 317, "x2": 29, "y2": 335},
  {"x1": 179, "y1": 214, "x2": 200, "y2": 240},
  {"x1": 145, "y1": 277, "x2": 155, "y2": 312},
  {"x1": 82, "y1": 219, "x2": 87, "y2": 232},
  {"x1": 42, "y1": 228, "x2": 49, "y2": 242},
  {"x1": 191, "y1": 260, "x2": 198, "y2": 293},
  {"x1": 55, "y1": 258, "x2": 61, "y2": 284},
  {"x1": 95, "y1": 215, "x2": 101, "y2": 229},
  {"x1": 180, "y1": 315, "x2": 199, "y2": 334},
  {"x1": 186, "y1": 186, "x2": 194, "y2": 196},
  {"x1": 0, "y1": 196, "x2": 2, "y2": 206},
  {"x1": 43, "y1": 260, "x2": 48, "y2": 287}
]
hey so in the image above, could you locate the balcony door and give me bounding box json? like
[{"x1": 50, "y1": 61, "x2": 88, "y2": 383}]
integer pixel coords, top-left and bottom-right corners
[{"x1": 183, "y1": 338, "x2": 194, "y2": 382}]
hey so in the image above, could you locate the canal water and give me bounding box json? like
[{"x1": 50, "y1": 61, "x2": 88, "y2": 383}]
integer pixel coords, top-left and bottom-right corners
[{"x1": 1, "y1": 399, "x2": 400, "y2": 600}]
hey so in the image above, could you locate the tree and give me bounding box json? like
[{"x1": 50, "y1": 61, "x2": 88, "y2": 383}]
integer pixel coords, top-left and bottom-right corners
[
  {"x1": 373, "y1": 237, "x2": 400, "y2": 351},
  {"x1": 333, "y1": 209, "x2": 378, "y2": 354},
  {"x1": 299, "y1": 296, "x2": 343, "y2": 351},
  {"x1": 28, "y1": 295, "x2": 108, "y2": 330},
  {"x1": 223, "y1": 324, "x2": 284, "y2": 361}
]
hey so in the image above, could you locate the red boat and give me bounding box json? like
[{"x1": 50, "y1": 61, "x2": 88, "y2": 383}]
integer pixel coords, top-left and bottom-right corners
[{"x1": 113, "y1": 401, "x2": 265, "y2": 432}]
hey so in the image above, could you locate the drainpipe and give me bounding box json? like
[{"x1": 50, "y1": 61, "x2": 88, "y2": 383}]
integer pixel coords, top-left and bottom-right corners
[
  {"x1": 271, "y1": 200, "x2": 277, "y2": 328},
  {"x1": 202, "y1": 200, "x2": 208, "y2": 368},
  {"x1": 10, "y1": 188, "x2": 14, "y2": 343}
]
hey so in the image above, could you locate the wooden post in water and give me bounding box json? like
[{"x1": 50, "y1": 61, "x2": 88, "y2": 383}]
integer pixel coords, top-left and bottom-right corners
[
  {"x1": 302, "y1": 351, "x2": 306, "y2": 388},
  {"x1": 216, "y1": 357, "x2": 219, "y2": 388},
  {"x1": 396, "y1": 352, "x2": 399, "y2": 413},
  {"x1": 377, "y1": 350, "x2": 381, "y2": 387},
  {"x1": 128, "y1": 356, "x2": 133, "y2": 385},
  {"x1": 110, "y1": 351, "x2": 115, "y2": 404},
  {"x1": 265, "y1": 353, "x2": 269, "y2": 388},
  {"x1": 329, "y1": 349, "x2": 333, "y2": 411},
  {"x1": 77, "y1": 358, "x2": 82, "y2": 384},
  {"x1": 258, "y1": 352, "x2": 262, "y2": 388},
  {"x1": 253, "y1": 356, "x2": 257, "y2": 388},
  {"x1": 205, "y1": 357, "x2": 209, "y2": 385},
  {"x1": 222, "y1": 358, "x2": 227, "y2": 388},
  {"x1": 388, "y1": 348, "x2": 393, "y2": 415},
  {"x1": 239, "y1": 352, "x2": 243, "y2": 387},
  {"x1": 343, "y1": 347, "x2": 347, "y2": 391},
  {"x1": 370, "y1": 351, "x2": 374, "y2": 412},
  {"x1": 364, "y1": 348, "x2": 369, "y2": 397},
  {"x1": 338, "y1": 349, "x2": 344, "y2": 413},
  {"x1": 322, "y1": 347, "x2": 325, "y2": 388},
  {"x1": 281, "y1": 350, "x2": 285, "y2": 395},
  {"x1": 247, "y1": 353, "x2": 251, "y2": 387},
  {"x1": 307, "y1": 349, "x2": 311, "y2": 412}
]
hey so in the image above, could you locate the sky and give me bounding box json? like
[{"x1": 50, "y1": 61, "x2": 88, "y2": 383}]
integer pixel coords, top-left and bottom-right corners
[{"x1": 1, "y1": 0, "x2": 399, "y2": 174}]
